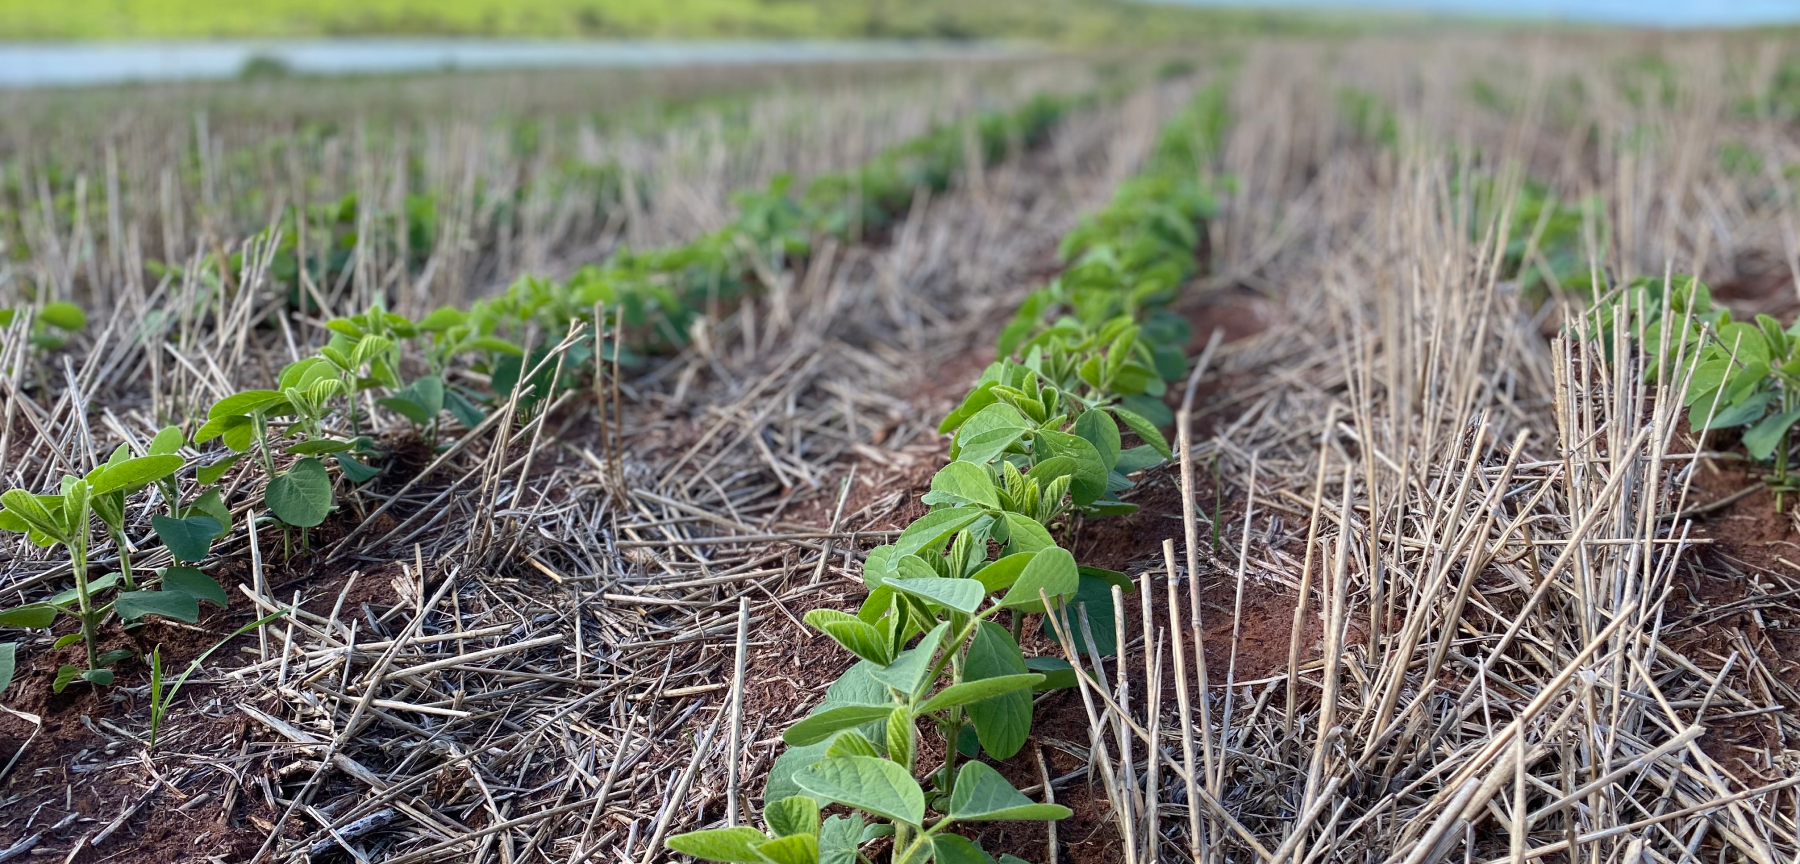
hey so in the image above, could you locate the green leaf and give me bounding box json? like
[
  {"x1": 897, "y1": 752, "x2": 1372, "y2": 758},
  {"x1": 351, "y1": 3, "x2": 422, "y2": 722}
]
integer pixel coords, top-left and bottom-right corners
[
  {"x1": 1055, "y1": 574, "x2": 1120, "y2": 656},
  {"x1": 767, "y1": 742, "x2": 832, "y2": 809},
  {"x1": 1114, "y1": 444, "x2": 1163, "y2": 475},
  {"x1": 885, "y1": 707, "x2": 915, "y2": 771},
  {"x1": 1078, "y1": 565, "x2": 1135, "y2": 592},
  {"x1": 754, "y1": 834, "x2": 818, "y2": 864},
  {"x1": 196, "y1": 454, "x2": 242, "y2": 485},
  {"x1": 415, "y1": 307, "x2": 467, "y2": 332},
  {"x1": 160, "y1": 567, "x2": 227, "y2": 607},
  {"x1": 870, "y1": 621, "x2": 948, "y2": 694},
  {"x1": 825, "y1": 731, "x2": 881, "y2": 759},
  {"x1": 0, "y1": 489, "x2": 64, "y2": 541},
  {"x1": 1719, "y1": 322, "x2": 1771, "y2": 366},
  {"x1": 152, "y1": 515, "x2": 222, "y2": 562},
  {"x1": 793, "y1": 756, "x2": 926, "y2": 826},
  {"x1": 949, "y1": 761, "x2": 1071, "y2": 821},
  {"x1": 932, "y1": 834, "x2": 998, "y2": 864},
  {"x1": 115, "y1": 590, "x2": 200, "y2": 624},
  {"x1": 207, "y1": 390, "x2": 287, "y2": 420},
  {"x1": 1110, "y1": 406, "x2": 1172, "y2": 459},
  {"x1": 96, "y1": 649, "x2": 132, "y2": 667},
  {"x1": 148, "y1": 426, "x2": 186, "y2": 457},
  {"x1": 999, "y1": 512, "x2": 1054, "y2": 555},
  {"x1": 0, "y1": 603, "x2": 58, "y2": 629},
  {"x1": 785, "y1": 706, "x2": 904, "y2": 747},
  {"x1": 38, "y1": 302, "x2": 86, "y2": 331},
  {"x1": 92, "y1": 455, "x2": 183, "y2": 495},
  {"x1": 1024, "y1": 656, "x2": 1076, "y2": 690},
  {"x1": 52, "y1": 664, "x2": 82, "y2": 693},
  {"x1": 971, "y1": 552, "x2": 1034, "y2": 593},
  {"x1": 805, "y1": 610, "x2": 893, "y2": 666},
  {"x1": 54, "y1": 633, "x2": 82, "y2": 649},
  {"x1": 0, "y1": 643, "x2": 14, "y2": 696},
  {"x1": 964, "y1": 622, "x2": 1032, "y2": 759},
  {"x1": 265, "y1": 458, "x2": 333, "y2": 527},
  {"x1": 191, "y1": 489, "x2": 231, "y2": 535},
  {"x1": 1034, "y1": 430, "x2": 1108, "y2": 505},
  {"x1": 1072, "y1": 409, "x2": 1122, "y2": 473},
  {"x1": 445, "y1": 389, "x2": 486, "y2": 427},
  {"x1": 918, "y1": 674, "x2": 1044, "y2": 714},
  {"x1": 894, "y1": 509, "x2": 985, "y2": 558},
  {"x1": 403, "y1": 375, "x2": 445, "y2": 418},
  {"x1": 1697, "y1": 391, "x2": 1774, "y2": 431},
  {"x1": 888, "y1": 578, "x2": 986, "y2": 615},
  {"x1": 1745, "y1": 408, "x2": 1800, "y2": 461},
  {"x1": 50, "y1": 573, "x2": 118, "y2": 606},
  {"x1": 378, "y1": 397, "x2": 429, "y2": 427},
  {"x1": 818, "y1": 815, "x2": 865, "y2": 864},
  {"x1": 764, "y1": 796, "x2": 821, "y2": 838},
  {"x1": 998, "y1": 547, "x2": 1080, "y2": 613},
  {"x1": 194, "y1": 415, "x2": 256, "y2": 451},
  {"x1": 334, "y1": 453, "x2": 383, "y2": 484},
  {"x1": 665, "y1": 827, "x2": 772, "y2": 863},
  {"x1": 923, "y1": 462, "x2": 1000, "y2": 509},
  {"x1": 955, "y1": 403, "x2": 1031, "y2": 465},
  {"x1": 286, "y1": 438, "x2": 352, "y2": 455}
]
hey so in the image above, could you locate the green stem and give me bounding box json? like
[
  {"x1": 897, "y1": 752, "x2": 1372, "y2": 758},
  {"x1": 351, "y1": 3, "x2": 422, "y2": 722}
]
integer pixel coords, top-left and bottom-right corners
[
  {"x1": 72, "y1": 523, "x2": 97, "y2": 670},
  {"x1": 110, "y1": 525, "x2": 136, "y2": 591}
]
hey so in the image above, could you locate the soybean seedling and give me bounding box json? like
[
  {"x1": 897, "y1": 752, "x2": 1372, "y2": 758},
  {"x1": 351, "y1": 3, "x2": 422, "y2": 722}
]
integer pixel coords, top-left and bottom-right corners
[{"x1": 0, "y1": 457, "x2": 228, "y2": 692}]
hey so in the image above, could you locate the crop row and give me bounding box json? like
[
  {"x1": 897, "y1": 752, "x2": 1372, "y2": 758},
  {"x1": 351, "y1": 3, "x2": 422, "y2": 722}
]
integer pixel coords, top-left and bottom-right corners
[
  {"x1": 0, "y1": 90, "x2": 1088, "y2": 701},
  {"x1": 663, "y1": 84, "x2": 1229, "y2": 864}
]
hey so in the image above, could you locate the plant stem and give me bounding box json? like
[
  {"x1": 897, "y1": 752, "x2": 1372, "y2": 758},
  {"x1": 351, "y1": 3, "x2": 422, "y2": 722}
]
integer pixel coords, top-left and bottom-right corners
[
  {"x1": 73, "y1": 518, "x2": 98, "y2": 670},
  {"x1": 110, "y1": 526, "x2": 136, "y2": 590}
]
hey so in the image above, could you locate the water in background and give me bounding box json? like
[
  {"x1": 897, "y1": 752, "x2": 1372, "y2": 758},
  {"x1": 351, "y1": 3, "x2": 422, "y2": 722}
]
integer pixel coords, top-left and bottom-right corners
[{"x1": 0, "y1": 40, "x2": 1024, "y2": 89}]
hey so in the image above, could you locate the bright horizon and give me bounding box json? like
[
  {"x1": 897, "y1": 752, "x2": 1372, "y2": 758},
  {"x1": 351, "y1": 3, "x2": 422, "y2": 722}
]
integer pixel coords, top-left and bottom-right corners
[{"x1": 1154, "y1": 0, "x2": 1800, "y2": 27}]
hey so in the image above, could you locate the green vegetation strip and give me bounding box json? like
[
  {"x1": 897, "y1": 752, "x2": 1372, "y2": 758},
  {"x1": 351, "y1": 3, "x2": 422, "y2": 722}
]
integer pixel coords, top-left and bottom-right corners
[
  {"x1": 0, "y1": 91, "x2": 1084, "y2": 701},
  {"x1": 665, "y1": 84, "x2": 1227, "y2": 864}
]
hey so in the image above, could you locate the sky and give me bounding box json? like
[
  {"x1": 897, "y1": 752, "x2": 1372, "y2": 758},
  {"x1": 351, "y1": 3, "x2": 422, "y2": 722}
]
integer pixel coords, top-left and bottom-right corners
[{"x1": 1158, "y1": 0, "x2": 1800, "y2": 27}]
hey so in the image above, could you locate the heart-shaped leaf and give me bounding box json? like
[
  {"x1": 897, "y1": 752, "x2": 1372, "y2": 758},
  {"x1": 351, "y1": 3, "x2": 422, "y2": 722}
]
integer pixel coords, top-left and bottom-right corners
[
  {"x1": 818, "y1": 815, "x2": 866, "y2": 864},
  {"x1": 115, "y1": 589, "x2": 200, "y2": 624},
  {"x1": 334, "y1": 453, "x2": 383, "y2": 484},
  {"x1": 964, "y1": 622, "x2": 1031, "y2": 759},
  {"x1": 1745, "y1": 408, "x2": 1800, "y2": 461},
  {"x1": 265, "y1": 458, "x2": 332, "y2": 527},
  {"x1": 949, "y1": 760, "x2": 1071, "y2": 821},
  {"x1": 160, "y1": 567, "x2": 228, "y2": 608},
  {"x1": 1025, "y1": 656, "x2": 1076, "y2": 691},
  {"x1": 998, "y1": 546, "x2": 1079, "y2": 612},
  {"x1": 152, "y1": 515, "x2": 222, "y2": 562}
]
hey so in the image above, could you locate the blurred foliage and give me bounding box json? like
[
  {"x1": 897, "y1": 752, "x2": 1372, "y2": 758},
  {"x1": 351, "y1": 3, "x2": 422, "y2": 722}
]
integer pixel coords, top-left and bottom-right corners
[{"x1": 2, "y1": 0, "x2": 1369, "y2": 43}]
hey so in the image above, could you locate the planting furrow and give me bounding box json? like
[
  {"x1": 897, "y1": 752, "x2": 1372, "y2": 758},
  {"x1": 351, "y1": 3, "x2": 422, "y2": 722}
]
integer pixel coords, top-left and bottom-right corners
[{"x1": 0, "y1": 72, "x2": 1188, "y2": 863}]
